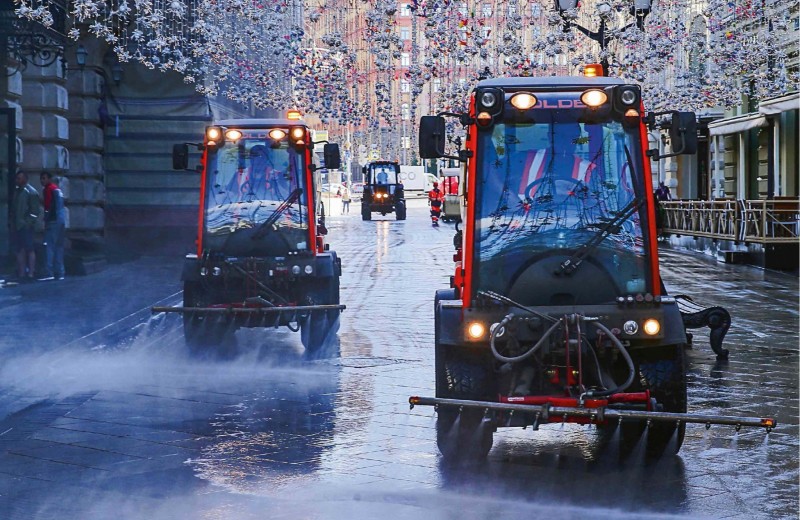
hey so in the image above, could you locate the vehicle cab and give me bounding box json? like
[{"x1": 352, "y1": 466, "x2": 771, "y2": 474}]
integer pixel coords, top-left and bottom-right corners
[{"x1": 361, "y1": 161, "x2": 407, "y2": 221}]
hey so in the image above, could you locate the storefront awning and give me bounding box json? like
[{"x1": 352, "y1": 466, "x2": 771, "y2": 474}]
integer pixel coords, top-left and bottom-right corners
[
  {"x1": 759, "y1": 92, "x2": 800, "y2": 116},
  {"x1": 708, "y1": 113, "x2": 768, "y2": 136}
]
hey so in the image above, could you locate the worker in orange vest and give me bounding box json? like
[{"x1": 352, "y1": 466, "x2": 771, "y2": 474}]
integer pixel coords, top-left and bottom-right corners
[{"x1": 428, "y1": 181, "x2": 444, "y2": 226}]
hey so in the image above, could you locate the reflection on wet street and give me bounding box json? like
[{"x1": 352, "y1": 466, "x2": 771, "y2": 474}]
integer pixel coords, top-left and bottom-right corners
[{"x1": 0, "y1": 199, "x2": 797, "y2": 519}]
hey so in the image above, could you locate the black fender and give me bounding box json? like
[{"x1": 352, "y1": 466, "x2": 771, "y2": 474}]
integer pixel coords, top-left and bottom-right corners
[
  {"x1": 181, "y1": 256, "x2": 202, "y2": 282},
  {"x1": 315, "y1": 251, "x2": 341, "y2": 278},
  {"x1": 435, "y1": 289, "x2": 462, "y2": 346}
]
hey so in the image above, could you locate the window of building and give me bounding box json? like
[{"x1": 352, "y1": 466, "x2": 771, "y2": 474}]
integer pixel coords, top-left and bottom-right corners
[
  {"x1": 401, "y1": 103, "x2": 410, "y2": 120},
  {"x1": 433, "y1": 79, "x2": 441, "y2": 92},
  {"x1": 458, "y1": 2, "x2": 467, "y2": 16},
  {"x1": 482, "y1": 3, "x2": 492, "y2": 17},
  {"x1": 531, "y1": 3, "x2": 541, "y2": 18},
  {"x1": 400, "y1": 3, "x2": 411, "y2": 16},
  {"x1": 400, "y1": 27, "x2": 410, "y2": 40},
  {"x1": 401, "y1": 53, "x2": 410, "y2": 66},
  {"x1": 401, "y1": 80, "x2": 410, "y2": 93},
  {"x1": 481, "y1": 26, "x2": 491, "y2": 39}
]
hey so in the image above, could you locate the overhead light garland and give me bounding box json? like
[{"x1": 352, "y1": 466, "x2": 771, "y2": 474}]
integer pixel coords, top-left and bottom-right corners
[{"x1": 14, "y1": 0, "x2": 798, "y2": 148}]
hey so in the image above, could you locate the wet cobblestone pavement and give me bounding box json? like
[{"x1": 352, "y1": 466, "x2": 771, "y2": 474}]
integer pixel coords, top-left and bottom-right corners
[{"x1": 0, "y1": 199, "x2": 797, "y2": 519}]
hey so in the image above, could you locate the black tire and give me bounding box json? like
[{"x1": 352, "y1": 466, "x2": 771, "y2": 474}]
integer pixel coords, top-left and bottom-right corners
[
  {"x1": 434, "y1": 342, "x2": 494, "y2": 462},
  {"x1": 182, "y1": 281, "x2": 230, "y2": 355},
  {"x1": 620, "y1": 345, "x2": 687, "y2": 458},
  {"x1": 361, "y1": 206, "x2": 371, "y2": 221},
  {"x1": 301, "y1": 276, "x2": 341, "y2": 359},
  {"x1": 395, "y1": 201, "x2": 406, "y2": 220}
]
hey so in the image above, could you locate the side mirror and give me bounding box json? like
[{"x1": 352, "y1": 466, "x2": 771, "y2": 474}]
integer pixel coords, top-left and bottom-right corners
[
  {"x1": 419, "y1": 116, "x2": 446, "y2": 159},
  {"x1": 324, "y1": 143, "x2": 341, "y2": 170},
  {"x1": 669, "y1": 112, "x2": 697, "y2": 155},
  {"x1": 172, "y1": 144, "x2": 189, "y2": 170}
]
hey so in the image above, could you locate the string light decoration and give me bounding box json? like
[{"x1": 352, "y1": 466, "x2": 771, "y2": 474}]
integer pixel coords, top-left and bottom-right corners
[{"x1": 14, "y1": 0, "x2": 799, "y2": 154}]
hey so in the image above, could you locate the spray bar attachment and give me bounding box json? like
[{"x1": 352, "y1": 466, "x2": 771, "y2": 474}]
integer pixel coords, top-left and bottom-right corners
[
  {"x1": 408, "y1": 396, "x2": 777, "y2": 432},
  {"x1": 152, "y1": 304, "x2": 346, "y2": 314}
]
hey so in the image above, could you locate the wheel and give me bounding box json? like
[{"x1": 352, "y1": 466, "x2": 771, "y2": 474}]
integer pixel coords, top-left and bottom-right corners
[
  {"x1": 395, "y1": 201, "x2": 406, "y2": 220},
  {"x1": 434, "y1": 341, "x2": 494, "y2": 462},
  {"x1": 361, "y1": 206, "x2": 371, "y2": 221},
  {"x1": 620, "y1": 345, "x2": 687, "y2": 458},
  {"x1": 182, "y1": 281, "x2": 231, "y2": 356}
]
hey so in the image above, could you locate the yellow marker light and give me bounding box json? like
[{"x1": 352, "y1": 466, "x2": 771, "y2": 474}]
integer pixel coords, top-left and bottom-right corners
[
  {"x1": 581, "y1": 89, "x2": 608, "y2": 107},
  {"x1": 643, "y1": 318, "x2": 661, "y2": 335},
  {"x1": 286, "y1": 109, "x2": 302, "y2": 120},
  {"x1": 206, "y1": 126, "x2": 223, "y2": 141},
  {"x1": 510, "y1": 92, "x2": 538, "y2": 110},
  {"x1": 583, "y1": 63, "x2": 604, "y2": 77},
  {"x1": 225, "y1": 129, "x2": 242, "y2": 141},
  {"x1": 476, "y1": 111, "x2": 492, "y2": 126},
  {"x1": 624, "y1": 108, "x2": 640, "y2": 118},
  {"x1": 467, "y1": 322, "x2": 486, "y2": 339},
  {"x1": 269, "y1": 129, "x2": 287, "y2": 141},
  {"x1": 761, "y1": 418, "x2": 775, "y2": 428},
  {"x1": 290, "y1": 127, "x2": 306, "y2": 140}
]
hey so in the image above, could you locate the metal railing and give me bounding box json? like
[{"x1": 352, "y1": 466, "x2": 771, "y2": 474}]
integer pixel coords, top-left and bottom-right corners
[{"x1": 661, "y1": 199, "x2": 800, "y2": 244}]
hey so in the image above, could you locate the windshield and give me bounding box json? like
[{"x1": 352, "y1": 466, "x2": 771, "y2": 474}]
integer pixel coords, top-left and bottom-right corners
[
  {"x1": 473, "y1": 102, "x2": 651, "y2": 306},
  {"x1": 369, "y1": 163, "x2": 399, "y2": 185},
  {"x1": 203, "y1": 135, "x2": 308, "y2": 254}
]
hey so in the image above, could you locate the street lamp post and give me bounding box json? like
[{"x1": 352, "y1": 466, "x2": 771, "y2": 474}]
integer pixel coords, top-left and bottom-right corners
[{"x1": 554, "y1": 0, "x2": 652, "y2": 74}]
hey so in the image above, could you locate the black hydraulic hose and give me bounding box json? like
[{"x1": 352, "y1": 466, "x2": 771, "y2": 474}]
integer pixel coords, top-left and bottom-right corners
[
  {"x1": 581, "y1": 320, "x2": 636, "y2": 398},
  {"x1": 490, "y1": 315, "x2": 563, "y2": 364}
]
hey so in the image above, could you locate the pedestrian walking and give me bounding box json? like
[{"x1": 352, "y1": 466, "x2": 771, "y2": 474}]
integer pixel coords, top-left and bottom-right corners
[
  {"x1": 39, "y1": 172, "x2": 66, "y2": 281},
  {"x1": 428, "y1": 181, "x2": 444, "y2": 226},
  {"x1": 10, "y1": 171, "x2": 41, "y2": 281},
  {"x1": 341, "y1": 182, "x2": 351, "y2": 214}
]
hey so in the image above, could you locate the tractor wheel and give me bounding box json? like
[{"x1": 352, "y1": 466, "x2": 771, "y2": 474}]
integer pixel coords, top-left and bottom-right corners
[
  {"x1": 361, "y1": 205, "x2": 371, "y2": 221},
  {"x1": 620, "y1": 345, "x2": 687, "y2": 458},
  {"x1": 301, "y1": 276, "x2": 341, "y2": 359},
  {"x1": 434, "y1": 343, "x2": 494, "y2": 463},
  {"x1": 182, "y1": 282, "x2": 230, "y2": 356},
  {"x1": 395, "y1": 201, "x2": 406, "y2": 220}
]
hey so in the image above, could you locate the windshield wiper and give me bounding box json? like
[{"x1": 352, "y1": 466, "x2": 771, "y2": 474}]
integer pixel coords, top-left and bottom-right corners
[
  {"x1": 557, "y1": 144, "x2": 642, "y2": 275},
  {"x1": 557, "y1": 196, "x2": 643, "y2": 275},
  {"x1": 252, "y1": 188, "x2": 303, "y2": 240}
]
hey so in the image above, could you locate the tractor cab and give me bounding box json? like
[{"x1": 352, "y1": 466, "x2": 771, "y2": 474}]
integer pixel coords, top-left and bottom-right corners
[
  {"x1": 413, "y1": 74, "x2": 775, "y2": 461},
  {"x1": 161, "y1": 116, "x2": 345, "y2": 357},
  {"x1": 361, "y1": 161, "x2": 407, "y2": 220}
]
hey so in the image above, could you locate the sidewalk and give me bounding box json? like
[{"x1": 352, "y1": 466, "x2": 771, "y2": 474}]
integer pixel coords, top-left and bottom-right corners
[{"x1": 0, "y1": 256, "x2": 183, "y2": 356}]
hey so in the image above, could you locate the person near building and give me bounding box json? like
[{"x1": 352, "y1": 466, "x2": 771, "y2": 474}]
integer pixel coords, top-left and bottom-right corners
[
  {"x1": 341, "y1": 182, "x2": 351, "y2": 214},
  {"x1": 10, "y1": 171, "x2": 41, "y2": 281},
  {"x1": 428, "y1": 181, "x2": 444, "y2": 226},
  {"x1": 39, "y1": 172, "x2": 66, "y2": 281}
]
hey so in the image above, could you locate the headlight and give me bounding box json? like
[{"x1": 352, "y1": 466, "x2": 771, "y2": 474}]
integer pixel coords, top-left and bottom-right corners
[
  {"x1": 206, "y1": 126, "x2": 222, "y2": 141},
  {"x1": 510, "y1": 93, "x2": 537, "y2": 110},
  {"x1": 200, "y1": 267, "x2": 209, "y2": 276},
  {"x1": 269, "y1": 129, "x2": 287, "y2": 141},
  {"x1": 225, "y1": 129, "x2": 242, "y2": 141},
  {"x1": 480, "y1": 91, "x2": 496, "y2": 107},
  {"x1": 623, "y1": 320, "x2": 638, "y2": 335},
  {"x1": 581, "y1": 89, "x2": 608, "y2": 107},
  {"x1": 304, "y1": 265, "x2": 313, "y2": 274},
  {"x1": 619, "y1": 87, "x2": 638, "y2": 105},
  {"x1": 212, "y1": 267, "x2": 222, "y2": 276},
  {"x1": 291, "y1": 265, "x2": 301, "y2": 275},
  {"x1": 467, "y1": 322, "x2": 486, "y2": 339},
  {"x1": 643, "y1": 319, "x2": 661, "y2": 335}
]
